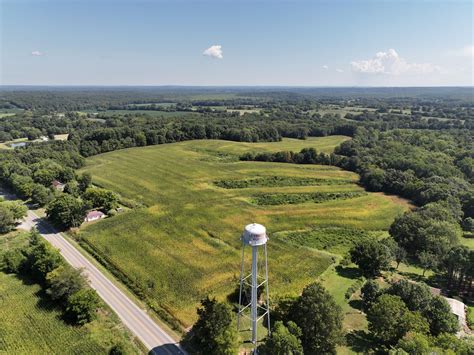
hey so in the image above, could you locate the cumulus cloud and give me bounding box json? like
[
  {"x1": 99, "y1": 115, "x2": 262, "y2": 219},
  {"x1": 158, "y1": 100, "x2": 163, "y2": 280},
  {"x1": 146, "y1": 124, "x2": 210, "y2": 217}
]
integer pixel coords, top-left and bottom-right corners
[
  {"x1": 203, "y1": 45, "x2": 223, "y2": 59},
  {"x1": 336, "y1": 68, "x2": 343, "y2": 73},
  {"x1": 31, "y1": 50, "x2": 44, "y2": 56},
  {"x1": 322, "y1": 65, "x2": 328, "y2": 70},
  {"x1": 450, "y1": 45, "x2": 474, "y2": 58},
  {"x1": 351, "y1": 49, "x2": 439, "y2": 75}
]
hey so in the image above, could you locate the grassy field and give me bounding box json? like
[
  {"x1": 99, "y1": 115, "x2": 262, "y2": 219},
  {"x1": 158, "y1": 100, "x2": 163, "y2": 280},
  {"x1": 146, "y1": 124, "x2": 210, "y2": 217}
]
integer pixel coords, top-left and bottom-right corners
[
  {"x1": 0, "y1": 231, "x2": 142, "y2": 354},
  {"x1": 79, "y1": 137, "x2": 410, "y2": 326}
]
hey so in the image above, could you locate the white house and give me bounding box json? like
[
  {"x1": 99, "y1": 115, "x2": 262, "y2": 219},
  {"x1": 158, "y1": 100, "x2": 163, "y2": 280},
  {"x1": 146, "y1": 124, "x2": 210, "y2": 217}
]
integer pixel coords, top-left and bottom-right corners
[{"x1": 84, "y1": 210, "x2": 106, "y2": 222}]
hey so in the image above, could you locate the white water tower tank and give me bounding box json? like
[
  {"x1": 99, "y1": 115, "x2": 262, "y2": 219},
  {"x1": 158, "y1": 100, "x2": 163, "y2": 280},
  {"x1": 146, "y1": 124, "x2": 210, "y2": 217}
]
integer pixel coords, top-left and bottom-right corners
[
  {"x1": 238, "y1": 223, "x2": 270, "y2": 348},
  {"x1": 242, "y1": 223, "x2": 268, "y2": 246}
]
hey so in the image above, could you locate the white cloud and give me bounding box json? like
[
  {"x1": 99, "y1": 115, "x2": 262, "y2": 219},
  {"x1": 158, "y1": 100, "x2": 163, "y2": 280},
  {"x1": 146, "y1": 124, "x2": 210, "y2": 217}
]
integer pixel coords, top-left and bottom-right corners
[
  {"x1": 449, "y1": 44, "x2": 474, "y2": 58},
  {"x1": 351, "y1": 49, "x2": 439, "y2": 75},
  {"x1": 31, "y1": 50, "x2": 44, "y2": 56},
  {"x1": 203, "y1": 45, "x2": 223, "y2": 59},
  {"x1": 336, "y1": 68, "x2": 343, "y2": 73},
  {"x1": 322, "y1": 65, "x2": 328, "y2": 70}
]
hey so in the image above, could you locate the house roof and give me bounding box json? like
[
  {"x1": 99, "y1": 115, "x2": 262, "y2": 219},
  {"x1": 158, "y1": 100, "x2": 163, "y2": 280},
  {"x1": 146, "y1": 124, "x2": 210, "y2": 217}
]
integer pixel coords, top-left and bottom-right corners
[
  {"x1": 52, "y1": 180, "x2": 64, "y2": 187},
  {"x1": 86, "y1": 210, "x2": 105, "y2": 219}
]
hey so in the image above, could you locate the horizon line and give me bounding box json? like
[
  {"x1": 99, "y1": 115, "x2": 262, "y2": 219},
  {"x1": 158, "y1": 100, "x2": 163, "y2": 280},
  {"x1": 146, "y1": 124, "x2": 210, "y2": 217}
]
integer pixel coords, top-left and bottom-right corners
[{"x1": 1, "y1": 84, "x2": 473, "y2": 89}]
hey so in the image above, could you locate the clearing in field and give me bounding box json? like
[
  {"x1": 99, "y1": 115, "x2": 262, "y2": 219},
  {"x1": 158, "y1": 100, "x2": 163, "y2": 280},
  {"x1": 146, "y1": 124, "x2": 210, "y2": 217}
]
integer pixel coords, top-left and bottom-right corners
[{"x1": 79, "y1": 137, "x2": 410, "y2": 326}]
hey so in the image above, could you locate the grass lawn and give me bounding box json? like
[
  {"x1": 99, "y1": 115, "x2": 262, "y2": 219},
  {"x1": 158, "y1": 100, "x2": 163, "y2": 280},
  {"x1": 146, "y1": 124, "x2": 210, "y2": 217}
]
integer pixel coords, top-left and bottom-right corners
[
  {"x1": 78, "y1": 137, "x2": 410, "y2": 327},
  {"x1": 461, "y1": 233, "x2": 474, "y2": 250},
  {"x1": 54, "y1": 133, "x2": 69, "y2": 141},
  {"x1": 0, "y1": 232, "x2": 142, "y2": 354}
]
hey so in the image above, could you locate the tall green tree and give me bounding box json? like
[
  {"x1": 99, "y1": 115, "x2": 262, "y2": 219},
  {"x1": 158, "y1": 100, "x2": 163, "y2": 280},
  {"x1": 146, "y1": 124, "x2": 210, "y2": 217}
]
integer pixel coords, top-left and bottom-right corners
[
  {"x1": 0, "y1": 204, "x2": 15, "y2": 233},
  {"x1": 350, "y1": 239, "x2": 392, "y2": 277},
  {"x1": 367, "y1": 294, "x2": 429, "y2": 345},
  {"x1": 387, "y1": 280, "x2": 432, "y2": 313},
  {"x1": 259, "y1": 321, "x2": 303, "y2": 355},
  {"x1": 422, "y1": 296, "x2": 459, "y2": 336},
  {"x1": 290, "y1": 282, "x2": 343, "y2": 354},
  {"x1": 83, "y1": 188, "x2": 118, "y2": 212},
  {"x1": 46, "y1": 265, "x2": 86, "y2": 303},
  {"x1": 361, "y1": 280, "x2": 381, "y2": 311},
  {"x1": 46, "y1": 194, "x2": 86, "y2": 228},
  {"x1": 65, "y1": 288, "x2": 101, "y2": 325},
  {"x1": 187, "y1": 297, "x2": 239, "y2": 355},
  {"x1": 390, "y1": 203, "x2": 461, "y2": 259}
]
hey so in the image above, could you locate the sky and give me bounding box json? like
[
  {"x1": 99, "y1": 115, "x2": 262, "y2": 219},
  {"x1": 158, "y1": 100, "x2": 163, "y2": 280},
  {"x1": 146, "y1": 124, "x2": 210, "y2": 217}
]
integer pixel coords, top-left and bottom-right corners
[{"x1": 1, "y1": 0, "x2": 473, "y2": 86}]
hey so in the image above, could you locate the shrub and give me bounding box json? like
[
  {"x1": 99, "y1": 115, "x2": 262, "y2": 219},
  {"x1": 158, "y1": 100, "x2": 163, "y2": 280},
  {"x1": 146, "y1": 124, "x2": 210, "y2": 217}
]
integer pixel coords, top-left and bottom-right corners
[
  {"x1": 65, "y1": 288, "x2": 101, "y2": 325},
  {"x1": 46, "y1": 265, "x2": 86, "y2": 303},
  {"x1": 2, "y1": 249, "x2": 27, "y2": 273},
  {"x1": 259, "y1": 321, "x2": 303, "y2": 355},
  {"x1": 361, "y1": 280, "x2": 380, "y2": 311}
]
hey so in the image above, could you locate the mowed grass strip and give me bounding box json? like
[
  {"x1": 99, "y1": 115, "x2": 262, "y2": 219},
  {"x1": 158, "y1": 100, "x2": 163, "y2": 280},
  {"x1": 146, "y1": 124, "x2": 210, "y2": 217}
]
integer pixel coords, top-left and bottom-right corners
[{"x1": 79, "y1": 137, "x2": 409, "y2": 326}]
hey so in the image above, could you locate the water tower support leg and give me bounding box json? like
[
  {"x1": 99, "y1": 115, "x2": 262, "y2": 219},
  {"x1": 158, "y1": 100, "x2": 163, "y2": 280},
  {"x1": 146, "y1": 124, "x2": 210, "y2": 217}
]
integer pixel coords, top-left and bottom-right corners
[
  {"x1": 251, "y1": 245, "x2": 258, "y2": 344},
  {"x1": 237, "y1": 240, "x2": 245, "y2": 330},
  {"x1": 264, "y1": 243, "x2": 271, "y2": 335}
]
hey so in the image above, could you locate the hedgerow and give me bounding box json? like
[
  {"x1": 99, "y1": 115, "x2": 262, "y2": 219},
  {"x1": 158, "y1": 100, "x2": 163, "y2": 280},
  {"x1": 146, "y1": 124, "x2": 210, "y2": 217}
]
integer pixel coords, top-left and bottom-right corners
[
  {"x1": 252, "y1": 191, "x2": 366, "y2": 205},
  {"x1": 214, "y1": 176, "x2": 351, "y2": 189}
]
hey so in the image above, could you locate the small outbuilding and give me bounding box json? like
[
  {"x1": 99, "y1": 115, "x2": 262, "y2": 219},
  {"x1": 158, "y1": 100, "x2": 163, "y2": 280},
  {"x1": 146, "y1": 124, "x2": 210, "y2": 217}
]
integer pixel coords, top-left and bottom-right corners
[
  {"x1": 84, "y1": 210, "x2": 106, "y2": 222},
  {"x1": 51, "y1": 180, "x2": 65, "y2": 192}
]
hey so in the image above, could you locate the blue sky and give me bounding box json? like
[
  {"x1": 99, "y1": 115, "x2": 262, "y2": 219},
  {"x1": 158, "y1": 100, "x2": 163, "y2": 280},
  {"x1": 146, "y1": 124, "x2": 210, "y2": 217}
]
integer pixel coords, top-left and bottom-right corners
[{"x1": 1, "y1": 0, "x2": 473, "y2": 86}]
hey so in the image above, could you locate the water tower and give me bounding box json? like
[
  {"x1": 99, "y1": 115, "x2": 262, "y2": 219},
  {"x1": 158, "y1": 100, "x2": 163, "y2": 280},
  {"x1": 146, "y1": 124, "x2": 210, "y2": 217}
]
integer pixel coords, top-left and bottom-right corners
[{"x1": 237, "y1": 223, "x2": 270, "y2": 347}]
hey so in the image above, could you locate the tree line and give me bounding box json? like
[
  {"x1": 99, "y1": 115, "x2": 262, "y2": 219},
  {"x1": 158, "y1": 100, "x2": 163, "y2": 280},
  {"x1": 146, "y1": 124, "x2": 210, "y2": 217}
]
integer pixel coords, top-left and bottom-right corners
[{"x1": 2, "y1": 230, "x2": 100, "y2": 325}]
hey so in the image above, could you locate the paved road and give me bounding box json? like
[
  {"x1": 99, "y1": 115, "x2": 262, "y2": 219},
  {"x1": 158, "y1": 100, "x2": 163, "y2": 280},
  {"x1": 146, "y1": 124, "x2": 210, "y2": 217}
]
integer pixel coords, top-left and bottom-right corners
[{"x1": 3, "y1": 191, "x2": 185, "y2": 355}]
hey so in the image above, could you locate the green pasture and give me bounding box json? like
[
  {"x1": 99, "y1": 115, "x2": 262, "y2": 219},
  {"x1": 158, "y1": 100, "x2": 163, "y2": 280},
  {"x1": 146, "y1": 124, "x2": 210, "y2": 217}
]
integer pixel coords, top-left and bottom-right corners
[{"x1": 79, "y1": 137, "x2": 409, "y2": 326}]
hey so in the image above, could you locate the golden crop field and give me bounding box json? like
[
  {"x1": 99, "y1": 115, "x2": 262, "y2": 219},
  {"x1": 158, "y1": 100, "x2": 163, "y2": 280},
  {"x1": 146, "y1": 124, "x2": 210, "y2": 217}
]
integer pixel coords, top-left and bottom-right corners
[{"x1": 79, "y1": 137, "x2": 410, "y2": 326}]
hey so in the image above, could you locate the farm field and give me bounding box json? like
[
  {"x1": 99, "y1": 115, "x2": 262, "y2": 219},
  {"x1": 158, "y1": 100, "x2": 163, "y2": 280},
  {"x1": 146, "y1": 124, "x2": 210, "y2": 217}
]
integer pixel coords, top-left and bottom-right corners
[
  {"x1": 79, "y1": 137, "x2": 410, "y2": 326},
  {"x1": 0, "y1": 273, "x2": 141, "y2": 354},
  {"x1": 0, "y1": 231, "x2": 142, "y2": 354}
]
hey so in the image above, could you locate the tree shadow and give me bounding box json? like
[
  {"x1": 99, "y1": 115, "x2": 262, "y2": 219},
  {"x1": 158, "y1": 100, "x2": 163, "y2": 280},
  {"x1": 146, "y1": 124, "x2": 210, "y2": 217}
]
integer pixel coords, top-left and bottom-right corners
[
  {"x1": 348, "y1": 299, "x2": 364, "y2": 311},
  {"x1": 345, "y1": 330, "x2": 376, "y2": 354},
  {"x1": 335, "y1": 265, "x2": 362, "y2": 279},
  {"x1": 149, "y1": 343, "x2": 185, "y2": 355}
]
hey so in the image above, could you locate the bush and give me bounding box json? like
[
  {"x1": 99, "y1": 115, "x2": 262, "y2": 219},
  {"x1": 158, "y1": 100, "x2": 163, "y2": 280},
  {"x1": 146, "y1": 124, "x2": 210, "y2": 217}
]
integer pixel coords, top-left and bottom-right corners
[
  {"x1": 46, "y1": 265, "x2": 86, "y2": 303},
  {"x1": 2, "y1": 249, "x2": 27, "y2": 273},
  {"x1": 65, "y1": 288, "x2": 101, "y2": 325},
  {"x1": 259, "y1": 321, "x2": 303, "y2": 355},
  {"x1": 361, "y1": 280, "x2": 380, "y2": 311}
]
